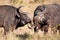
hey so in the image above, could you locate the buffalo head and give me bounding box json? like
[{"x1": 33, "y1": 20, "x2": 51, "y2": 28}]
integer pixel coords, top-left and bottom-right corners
[
  {"x1": 29, "y1": 5, "x2": 48, "y2": 32},
  {"x1": 20, "y1": 12, "x2": 31, "y2": 26},
  {"x1": 16, "y1": 7, "x2": 31, "y2": 28}
]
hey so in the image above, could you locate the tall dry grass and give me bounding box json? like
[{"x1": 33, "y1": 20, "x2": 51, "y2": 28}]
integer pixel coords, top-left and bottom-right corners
[
  {"x1": 0, "y1": 31, "x2": 60, "y2": 40},
  {"x1": 0, "y1": 25, "x2": 60, "y2": 40}
]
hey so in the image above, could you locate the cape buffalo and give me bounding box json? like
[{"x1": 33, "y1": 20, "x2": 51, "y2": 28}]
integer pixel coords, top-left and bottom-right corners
[
  {"x1": 0, "y1": 5, "x2": 31, "y2": 35},
  {"x1": 32, "y1": 4, "x2": 60, "y2": 34}
]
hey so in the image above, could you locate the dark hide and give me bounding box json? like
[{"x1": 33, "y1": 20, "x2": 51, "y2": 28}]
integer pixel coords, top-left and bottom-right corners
[
  {"x1": 33, "y1": 4, "x2": 60, "y2": 34},
  {"x1": 0, "y1": 5, "x2": 31, "y2": 35}
]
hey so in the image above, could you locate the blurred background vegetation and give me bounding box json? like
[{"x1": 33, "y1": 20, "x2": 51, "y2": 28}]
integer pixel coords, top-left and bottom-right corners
[{"x1": 0, "y1": 0, "x2": 60, "y2": 6}]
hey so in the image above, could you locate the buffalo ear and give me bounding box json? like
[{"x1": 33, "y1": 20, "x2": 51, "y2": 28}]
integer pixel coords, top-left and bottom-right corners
[
  {"x1": 16, "y1": 14, "x2": 20, "y2": 18},
  {"x1": 36, "y1": 5, "x2": 46, "y2": 12}
]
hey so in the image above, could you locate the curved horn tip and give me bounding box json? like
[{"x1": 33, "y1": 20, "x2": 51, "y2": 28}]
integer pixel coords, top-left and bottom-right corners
[{"x1": 18, "y1": 6, "x2": 24, "y2": 9}]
